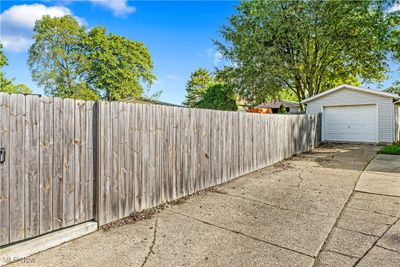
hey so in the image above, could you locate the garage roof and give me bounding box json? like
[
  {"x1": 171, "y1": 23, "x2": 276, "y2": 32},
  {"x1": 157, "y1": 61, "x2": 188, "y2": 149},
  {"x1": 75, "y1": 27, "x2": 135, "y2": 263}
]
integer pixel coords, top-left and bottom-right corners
[{"x1": 301, "y1": 84, "x2": 400, "y2": 103}]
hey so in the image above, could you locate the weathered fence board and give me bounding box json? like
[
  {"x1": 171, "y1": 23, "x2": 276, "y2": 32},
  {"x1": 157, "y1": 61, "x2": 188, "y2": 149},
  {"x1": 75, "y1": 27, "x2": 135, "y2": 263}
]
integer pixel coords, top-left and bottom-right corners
[
  {"x1": 0, "y1": 93, "x2": 95, "y2": 246},
  {"x1": 0, "y1": 93, "x2": 10, "y2": 246},
  {"x1": 10, "y1": 94, "x2": 26, "y2": 243},
  {"x1": 97, "y1": 102, "x2": 321, "y2": 225}
]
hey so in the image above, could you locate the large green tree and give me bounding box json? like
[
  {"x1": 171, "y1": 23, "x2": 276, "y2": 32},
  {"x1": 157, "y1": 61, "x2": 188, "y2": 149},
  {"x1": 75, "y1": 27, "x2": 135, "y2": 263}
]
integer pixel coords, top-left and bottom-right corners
[
  {"x1": 28, "y1": 16, "x2": 155, "y2": 101},
  {"x1": 28, "y1": 16, "x2": 93, "y2": 99},
  {"x1": 1, "y1": 43, "x2": 32, "y2": 94},
  {"x1": 84, "y1": 26, "x2": 156, "y2": 101},
  {"x1": 196, "y1": 83, "x2": 238, "y2": 111},
  {"x1": 183, "y1": 68, "x2": 215, "y2": 107},
  {"x1": 216, "y1": 0, "x2": 399, "y2": 103}
]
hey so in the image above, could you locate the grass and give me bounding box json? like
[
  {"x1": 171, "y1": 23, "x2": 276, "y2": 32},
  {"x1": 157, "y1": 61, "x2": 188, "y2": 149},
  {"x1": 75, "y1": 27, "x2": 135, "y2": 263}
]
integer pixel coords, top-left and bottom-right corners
[{"x1": 378, "y1": 142, "x2": 400, "y2": 155}]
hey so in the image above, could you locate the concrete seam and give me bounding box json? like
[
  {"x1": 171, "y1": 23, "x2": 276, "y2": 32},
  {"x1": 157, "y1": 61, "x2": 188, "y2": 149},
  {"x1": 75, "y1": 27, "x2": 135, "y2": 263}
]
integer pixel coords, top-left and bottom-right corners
[
  {"x1": 375, "y1": 245, "x2": 400, "y2": 254},
  {"x1": 353, "y1": 217, "x2": 400, "y2": 266},
  {"x1": 353, "y1": 190, "x2": 400, "y2": 198},
  {"x1": 323, "y1": 249, "x2": 359, "y2": 259},
  {"x1": 312, "y1": 153, "x2": 377, "y2": 267},
  {"x1": 334, "y1": 226, "x2": 381, "y2": 238},
  {"x1": 209, "y1": 190, "x2": 332, "y2": 219},
  {"x1": 166, "y1": 209, "x2": 315, "y2": 259},
  {"x1": 345, "y1": 206, "x2": 398, "y2": 221}
]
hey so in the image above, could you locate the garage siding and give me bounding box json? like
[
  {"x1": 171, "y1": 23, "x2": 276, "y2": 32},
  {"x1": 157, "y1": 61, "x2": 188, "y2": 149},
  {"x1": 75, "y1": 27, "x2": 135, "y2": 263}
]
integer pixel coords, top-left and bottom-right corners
[
  {"x1": 396, "y1": 105, "x2": 400, "y2": 141},
  {"x1": 306, "y1": 88, "x2": 393, "y2": 143}
]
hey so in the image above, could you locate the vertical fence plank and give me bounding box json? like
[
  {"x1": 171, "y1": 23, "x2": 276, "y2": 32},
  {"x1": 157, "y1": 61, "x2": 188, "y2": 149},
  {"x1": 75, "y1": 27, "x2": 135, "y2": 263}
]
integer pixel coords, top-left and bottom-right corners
[
  {"x1": 149, "y1": 105, "x2": 156, "y2": 207},
  {"x1": 118, "y1": 102, "x2": 127, "y2": 218},
  {"x1": 86, "y1": 101, "x2": 95, "y2": 221},
  {"x1": 24, "y1": 95, "x2": 40, "y2": 239},
  {"x1": 155, "y1": 105, "x2": 162, "y2": 204},
  {"x1": 135, "y1": 104, "x2": 143, "y2": 210},
  {"x1": 39, "y1": 96, "x2": 54, "y2": 234},
  {"x1": 0, "y1": 93, "x2": 10, "y2": 246},
  {"x1": 52, "y1": 97, "x2": 63, "y2": 230},
  {"x1": 181, "y1": 108, "x2": 190, "y2": 195},
  {"x1": 141, "y1": 104, "x2": 150, "y2": 209},
  {"x1": 111, "y1": 102, "x2": 120, "y2": 220},
  {"x1": 130, "y1": 103, "x2": 137, "y2": 212},
  {"x1": 99, "y1": 101, "x2": 112, "y2": 225},
  {"x1": 74, "y1": 100, "x2": 86, "y2": 224},
  {"x1": 10, "y1": 94, "x2": 26, "y2": 242},
  {"x1": 63, "y1": 99, "x2": 75, "y2": 227}
]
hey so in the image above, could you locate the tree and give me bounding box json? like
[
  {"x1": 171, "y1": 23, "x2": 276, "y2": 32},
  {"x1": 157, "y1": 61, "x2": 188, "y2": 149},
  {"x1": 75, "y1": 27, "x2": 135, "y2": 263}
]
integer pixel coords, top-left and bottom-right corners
[
  {"x1": 183, "y1": 68, "x2": 215, "y2": 107},
  {"x1": 28, "y1": 16, "x2": 94, "y2": 100},
  {"x1": 385, "y1": 81, "x2": 400, "y2": 95},
  {"x1": 277, "y1": 105, "x2": 288, "y2": 114},
  {"x1": 196, "y1": 83, "x2": 238, "y2": 111},
  {"x1": 28, "y1": 16, "x2": 156, "y2": 101},
  {"x1": 1, "y1": 43, "x2": 32, "y2": 94},
  {"x1": 84, "y1": 26, "x2": 156, "y2": 101},
  {"x1": 216, "y1": 0, "x2": 399, "y2": 103}
]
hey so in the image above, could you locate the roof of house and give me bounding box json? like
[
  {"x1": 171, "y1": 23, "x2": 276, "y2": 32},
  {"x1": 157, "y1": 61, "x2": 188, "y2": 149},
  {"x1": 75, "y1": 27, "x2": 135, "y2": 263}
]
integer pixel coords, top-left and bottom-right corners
[
  {"x1": 123, "y1": 97, "x2": 183, "y2": 107},
  {"x1": 301, "y1": 84, "x2": 400, "y2": 103},
  {"x1": 255, "y1": 99, "x2": 300, "y2": 109}
]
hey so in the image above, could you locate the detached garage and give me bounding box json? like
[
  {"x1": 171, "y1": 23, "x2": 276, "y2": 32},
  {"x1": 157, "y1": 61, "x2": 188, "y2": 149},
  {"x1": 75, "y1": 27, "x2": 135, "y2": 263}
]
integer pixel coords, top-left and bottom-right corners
[{"x1": 302, "y1": 84, "x2": 400, "y2": 143}]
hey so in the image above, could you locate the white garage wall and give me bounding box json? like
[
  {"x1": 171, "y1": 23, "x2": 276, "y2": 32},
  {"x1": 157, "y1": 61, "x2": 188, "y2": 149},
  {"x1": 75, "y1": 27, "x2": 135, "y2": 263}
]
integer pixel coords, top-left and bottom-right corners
[
  {"x1": 306, "y1": 88, "x2": 394, "y2": 143},
  {"x1": 395, "y1": 104, "x2": 400, "y2": 141}
]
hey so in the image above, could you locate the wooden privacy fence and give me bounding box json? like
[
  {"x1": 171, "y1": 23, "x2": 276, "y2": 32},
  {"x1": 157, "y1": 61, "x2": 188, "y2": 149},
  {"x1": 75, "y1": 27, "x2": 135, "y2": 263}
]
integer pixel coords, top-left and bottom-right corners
[
  {"x1": 97, "y1": 102, "x2": 321, "y2": 225},
  {"x1": 0, "y1": 93, "x2": 96, "y2": 246},
  {"x1": 0, "y1": 92, "x2": 321, "y2": 245}
]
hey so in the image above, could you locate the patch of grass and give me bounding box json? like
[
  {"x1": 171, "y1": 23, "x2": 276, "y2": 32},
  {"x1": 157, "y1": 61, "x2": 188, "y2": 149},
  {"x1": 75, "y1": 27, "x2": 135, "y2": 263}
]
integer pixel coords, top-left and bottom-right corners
[{"x1": 378, "y1": 142, "x2": 400, "y2": 155}]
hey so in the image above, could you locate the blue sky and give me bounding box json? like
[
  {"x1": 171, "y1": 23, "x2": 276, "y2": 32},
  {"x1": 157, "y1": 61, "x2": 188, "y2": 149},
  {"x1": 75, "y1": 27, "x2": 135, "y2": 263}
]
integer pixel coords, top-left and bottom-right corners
[{"x1": 1, "y1": 1, "x2": 399, "y2": 104}]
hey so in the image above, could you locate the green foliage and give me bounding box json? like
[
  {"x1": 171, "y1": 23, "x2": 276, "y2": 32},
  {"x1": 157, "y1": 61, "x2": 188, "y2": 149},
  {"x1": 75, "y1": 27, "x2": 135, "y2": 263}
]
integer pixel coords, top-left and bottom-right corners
[
  {"x1": 28, "y1": 16, "x2": 155, "y2": 101},
  {"x1": 378, "y1": 143, "x2": 400, "y2": 155},
  {"x1": 84, "y1": 26, "x2": 155, "y2": 101},
  {"x1": 0, "y1": 44, "x2": 6, "y2": 68},
  {"x1": 277, "y1": 105, "x2": 288, "y2": 114},
  {"x1": 183, "y1": 68, "x2": 215, "y2": 107},
  {"x1": 216, "y1": 0, "x2": 398, "y2": 102},
  {"x1": 28, "y1": 16, "x2": 90, "y2": 99},
  {"x1": 384, "y1": 81, "x2": 400, "y2": 95},
  {"x1": 196, "y1": 83, "x2": 238, "y2": 111},
  {"x1": 1, "y1": 43, "x2": 32, "y2": 94}
]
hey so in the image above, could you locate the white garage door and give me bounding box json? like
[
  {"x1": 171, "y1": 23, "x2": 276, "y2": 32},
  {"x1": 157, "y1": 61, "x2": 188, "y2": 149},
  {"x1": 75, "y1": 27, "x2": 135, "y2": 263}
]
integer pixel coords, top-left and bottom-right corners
[{"x1": 324, "y1": 105, "x2": 377, "y2": 142}]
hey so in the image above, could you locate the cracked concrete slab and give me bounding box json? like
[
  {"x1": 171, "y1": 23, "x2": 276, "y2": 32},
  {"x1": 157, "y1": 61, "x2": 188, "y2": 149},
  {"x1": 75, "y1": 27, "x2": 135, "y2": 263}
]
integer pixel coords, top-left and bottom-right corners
[
  {"x1": 377, "y1": 220, "x2": 400, "y2": 253},
  {"x1": 168, "y1": 191, "x2": 336, "y2": 257},
  {"x1": 221, "y1": 169, "x2": 352, "y2": 217},
  {"x1": 313, "y1": 250, "x2": 357, "y2": 267},
  {"x1": 347, "y1": 192, "x2": 400, "y2": 218},
  {"x1": 323, "y1": 227, "x2": 378, "y2": 258},
  {"x1": 357, "y1": 246, "x2": 400, "y2": 267},
  {"x1": 145, "y1": 211, "x2": 314, "y2": 267},
  {"x1": 9, "y1": 218, "x2": 157, "y2": 267},
  {"x1": 355, "y1": 154, "x2": 400, "y2": 197},
  {"x1": 336, "y1": 207, "x2": 393, "y2": 236}
]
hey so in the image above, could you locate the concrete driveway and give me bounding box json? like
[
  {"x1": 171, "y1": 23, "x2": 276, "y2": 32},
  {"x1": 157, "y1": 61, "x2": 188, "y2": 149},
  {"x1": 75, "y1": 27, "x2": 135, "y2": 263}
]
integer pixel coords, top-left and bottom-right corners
[{"x1": 10, "y1": 144, "x2": 400, "y2": 266}]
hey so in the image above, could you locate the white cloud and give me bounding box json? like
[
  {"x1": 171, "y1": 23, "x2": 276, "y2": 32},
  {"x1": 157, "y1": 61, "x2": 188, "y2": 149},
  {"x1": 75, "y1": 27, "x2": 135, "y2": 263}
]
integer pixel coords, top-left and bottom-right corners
[
  {"x1": 213, "y1": 51, "x2": 223, "y2": 66},
  {"x1": 166, "y1": 74, "x2": 181, "y2": 81},
  {"x1": 388, "y1": 3, "x2": 400, "y2": 13},
  {"x1": 0, "y1": 4, "x2": 81, "y2": 52},
  {"x1": 89, "y1": 0, "x2": 135, "y2": 17},
  {"x1": 198, "y1": 48, "x2": 224, "y2": 67}
]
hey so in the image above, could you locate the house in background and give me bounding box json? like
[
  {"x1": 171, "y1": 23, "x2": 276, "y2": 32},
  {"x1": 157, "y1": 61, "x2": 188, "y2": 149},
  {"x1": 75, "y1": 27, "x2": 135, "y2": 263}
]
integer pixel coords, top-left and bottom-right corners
[
  {"x1": 302, "y1": 84, "x2": 400, "y2": 143},
  {"x1": 248, "y1": 100, "x2": 301, "y2": 114}
]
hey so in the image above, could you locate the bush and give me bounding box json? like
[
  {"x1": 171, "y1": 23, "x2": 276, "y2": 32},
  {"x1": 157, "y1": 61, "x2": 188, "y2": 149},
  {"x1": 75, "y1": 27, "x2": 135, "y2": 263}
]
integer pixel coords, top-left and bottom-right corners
[{"x1": 378, "y1": 142, "x2": 400, "y2": 155}]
